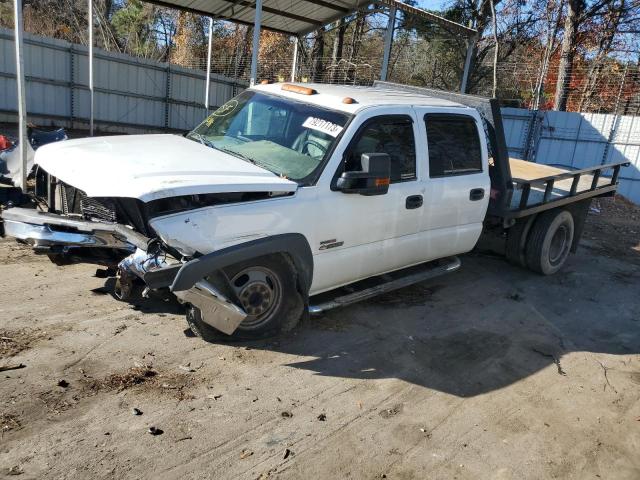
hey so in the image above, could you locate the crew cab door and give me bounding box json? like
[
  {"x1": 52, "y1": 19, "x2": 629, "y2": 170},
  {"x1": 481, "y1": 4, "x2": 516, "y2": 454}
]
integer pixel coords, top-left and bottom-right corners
[
  {"x1": 310, "y1": 109, "x2": 427, "y2": 293},
  {"x1": 413, "y1": 109, "x2": 490, "y2": 255}
]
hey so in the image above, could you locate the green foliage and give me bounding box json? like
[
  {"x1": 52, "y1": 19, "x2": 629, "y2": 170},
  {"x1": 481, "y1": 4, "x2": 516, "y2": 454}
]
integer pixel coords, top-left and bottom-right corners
[{"x1": 111, "y1": 0, "x2": 156, "y2": 57}]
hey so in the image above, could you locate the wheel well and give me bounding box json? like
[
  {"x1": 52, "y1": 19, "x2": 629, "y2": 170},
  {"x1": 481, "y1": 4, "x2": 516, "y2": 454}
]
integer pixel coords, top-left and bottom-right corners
[{"x1": 170, "y1": 233, "x2": 314, "y2": 296}]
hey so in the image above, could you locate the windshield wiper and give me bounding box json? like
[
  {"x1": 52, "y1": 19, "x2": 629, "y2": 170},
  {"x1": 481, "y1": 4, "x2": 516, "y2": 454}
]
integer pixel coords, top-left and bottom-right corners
[
  {"x1": 218, "y1": 146, "x2": 256, "y2": 164},
  {"x1": 217, "y1": 147, "x2": 282, "y2": 177},
  {"x1": 189, "y1": 132, "x2": 214, "y2": 149}
]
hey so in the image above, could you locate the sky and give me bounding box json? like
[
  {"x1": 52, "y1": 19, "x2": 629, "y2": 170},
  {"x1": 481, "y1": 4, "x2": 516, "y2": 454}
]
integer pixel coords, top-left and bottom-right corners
[{"x1": 414, "y1": 0, "x2": 448, "y2": 11}]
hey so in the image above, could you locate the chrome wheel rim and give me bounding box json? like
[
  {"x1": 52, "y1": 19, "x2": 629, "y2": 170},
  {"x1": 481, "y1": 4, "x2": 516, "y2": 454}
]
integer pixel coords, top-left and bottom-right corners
[{"x1": 230, "y1": 266, "x2": 282, "y2": 330}]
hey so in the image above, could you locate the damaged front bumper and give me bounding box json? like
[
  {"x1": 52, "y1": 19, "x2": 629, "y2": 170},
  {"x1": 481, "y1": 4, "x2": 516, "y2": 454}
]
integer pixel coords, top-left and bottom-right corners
[
  {"x1": 1, "y1": 207, "x2": 148, "y2": 252},
  {"x1": 1, "y1": 206, "x2": 249, "y2": 334}
]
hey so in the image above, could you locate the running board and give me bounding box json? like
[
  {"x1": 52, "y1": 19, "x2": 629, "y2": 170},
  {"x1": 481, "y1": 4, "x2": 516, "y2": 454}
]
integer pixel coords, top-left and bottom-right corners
[{"x1": 308, "y1": 256, "x2": 461, "y2": 315}]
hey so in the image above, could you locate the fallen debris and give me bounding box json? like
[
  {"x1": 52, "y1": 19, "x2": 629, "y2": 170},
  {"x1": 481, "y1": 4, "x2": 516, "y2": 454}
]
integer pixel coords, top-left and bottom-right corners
[
  {"x1": 7, "y1": 465, "x2": 23, "y2": 476},
  {"x1": 57, "y1": 379, "x2": 69, "y2": 388},
  {"x1": 531, "y1": 348, "x2": 566, "y2": 376},
  {"x1": 132, "y1": 408, "x2": 143, "y2": 416},
  {"x1": 89, "y1": 366, "x2": 157, "y2": 392},
  {"x1": 317, "y1": 413, "x2": 326, "y2": 421},
  {"x1": 283, "y1": 448, "x2": 292, "y2": 460},
  {"x1": 148, "y1": 426, "x2": 163, "y2": 436},
  {"x1": 1, "y1": 413, "x2": 21, "y2": 432},
  {"x1": 0, "y1": 328, "x2": 45, "y2": 357},
  {"x1": 507, "y1": 292, "x2": 524, "y2": 302},
  {"x1": 0, "y1": 363, "x2": 26, "y2": 372},
  {"x1": 379, "y1": 405, "x2": 402, "y2": 418},
  {"x1": 113, "y1": 324, "x2": 127, "y2": 335}
]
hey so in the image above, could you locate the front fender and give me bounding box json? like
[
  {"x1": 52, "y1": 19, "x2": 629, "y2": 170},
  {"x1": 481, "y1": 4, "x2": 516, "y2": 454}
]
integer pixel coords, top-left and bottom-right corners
[{"x1": 147, "y1": 233, "x2": 313, "y2": 295}]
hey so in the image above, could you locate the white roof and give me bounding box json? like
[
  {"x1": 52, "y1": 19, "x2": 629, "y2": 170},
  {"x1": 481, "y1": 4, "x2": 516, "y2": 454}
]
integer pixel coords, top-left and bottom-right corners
[{"x1": 251, "y1": 82, "x2": 468, "y2": 114}]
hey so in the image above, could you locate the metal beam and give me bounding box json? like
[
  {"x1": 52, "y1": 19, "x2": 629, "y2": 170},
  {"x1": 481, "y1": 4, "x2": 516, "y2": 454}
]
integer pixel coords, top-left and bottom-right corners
[
  {"x1": 290, "y1": 36, "x2": 298, "y2": 82},
  {"x1": 88, "y1": 0, "x2": 94, "y2": 135},
  {"x1": 302, "y1": 0, "x2": 349, "y2": 13},
  {"x1": 379, "y1": 0, "x2": 476, "y2": 37},
  {"x1": 216, "y1": 0, "x2": 321, "y2": 26},
  {"x1": 300, "y1": 0, "x2": 476, "y2": 37},
  {"x1": 249, "y1": 0, "x2": 262, "y2": 86},
  {"x1": 204, "y1": 17, "x2": 213, "y2": 111},
  {"x1": 380, "y1": 5, "x2": 396, "y2": 81},
  {"x1": 144, "y1": 0, "x2": 293, "y2": 36},
  {"x1": 13, "y1": 0, "x2": 28, "y2": 191}
]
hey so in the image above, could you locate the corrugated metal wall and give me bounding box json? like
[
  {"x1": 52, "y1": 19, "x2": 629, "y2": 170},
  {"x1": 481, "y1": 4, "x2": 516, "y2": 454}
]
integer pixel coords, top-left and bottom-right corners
[
  {"x1": 0, "y1": 28, "x2": 246, "y2": 132},
  {"x1": 502, "y1": 107, "x2": 640, "y2": 205}
]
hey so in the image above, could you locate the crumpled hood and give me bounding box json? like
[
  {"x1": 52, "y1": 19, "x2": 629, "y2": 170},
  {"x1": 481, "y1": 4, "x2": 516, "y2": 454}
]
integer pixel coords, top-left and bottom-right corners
[{"x1": 35, "y1": 134, "x2": 297, "y2": 202}]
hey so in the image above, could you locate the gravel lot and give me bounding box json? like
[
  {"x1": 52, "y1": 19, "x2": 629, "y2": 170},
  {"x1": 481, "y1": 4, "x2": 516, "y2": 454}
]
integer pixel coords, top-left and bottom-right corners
[{"x1": 1, "y1": 197, "x2": 639, "y2": 480}]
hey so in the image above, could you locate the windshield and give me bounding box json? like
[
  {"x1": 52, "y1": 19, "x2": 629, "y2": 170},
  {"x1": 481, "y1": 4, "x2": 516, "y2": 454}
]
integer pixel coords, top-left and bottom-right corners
[{"x1": 187, "y1": 91, "x2": 350, "y2": 182}]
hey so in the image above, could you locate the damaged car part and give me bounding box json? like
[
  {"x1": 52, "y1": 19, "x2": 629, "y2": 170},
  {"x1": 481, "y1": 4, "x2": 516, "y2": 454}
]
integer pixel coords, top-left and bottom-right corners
[
  {"x1": 2, "y1": 207, "x2": 148, "y2": 251},
  {"x1": 176, "y1": 281, "x2": 247, "y2": 336}
]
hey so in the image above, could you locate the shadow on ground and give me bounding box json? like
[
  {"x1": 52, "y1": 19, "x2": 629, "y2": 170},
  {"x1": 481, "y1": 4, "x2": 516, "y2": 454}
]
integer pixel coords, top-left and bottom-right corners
[{"x1": 108, "y1": 243, "x2": 640, "y2": 398}]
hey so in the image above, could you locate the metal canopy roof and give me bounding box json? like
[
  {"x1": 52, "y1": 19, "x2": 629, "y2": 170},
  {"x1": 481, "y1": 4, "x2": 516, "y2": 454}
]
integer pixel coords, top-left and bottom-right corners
[{"x1": 145, "y1": 0, "x2": 476, "y2": 37}]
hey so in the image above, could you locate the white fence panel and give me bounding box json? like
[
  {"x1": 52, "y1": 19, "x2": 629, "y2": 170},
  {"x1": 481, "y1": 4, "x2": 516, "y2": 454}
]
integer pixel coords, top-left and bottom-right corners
[
  {"x1": 502, "y1": 107, "x2": 640, "y2": 204},
  {"x1": 0, "y1": 28, "x2": 246, "y2": 133}
]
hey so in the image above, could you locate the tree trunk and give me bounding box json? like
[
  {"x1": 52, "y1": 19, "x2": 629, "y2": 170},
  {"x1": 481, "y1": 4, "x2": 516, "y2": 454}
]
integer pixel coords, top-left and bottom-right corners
[
  {"x1": 490, "y1": 0, "x2": 499, "y2": 98},
  {"x1": 330, "y1": 19, "x2": 345, "y2": 83},
  {"x1": 533, "y1": 0, "x2": 562, "y2": 110},
  {"x1": 311, "y1": 29, "x2": 324, "y2": 82},
  {"x1": 234, "y1": 26, "x2": 252, "y2": 80},
  {"x1": 461, "y1": 0, "x2": 501, "y2": 94},
  {"x1": 554, "y1": 0, "x2": 583, "y2": 111}
]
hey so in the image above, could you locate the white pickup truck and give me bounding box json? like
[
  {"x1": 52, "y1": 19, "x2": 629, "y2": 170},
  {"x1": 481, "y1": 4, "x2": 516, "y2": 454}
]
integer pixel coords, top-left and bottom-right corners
[{"x1": 0, "y1": 82, "x2": 628, "y2": 339}]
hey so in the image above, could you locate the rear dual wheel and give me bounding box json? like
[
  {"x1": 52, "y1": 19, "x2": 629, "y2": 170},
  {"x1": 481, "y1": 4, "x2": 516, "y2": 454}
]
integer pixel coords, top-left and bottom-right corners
[{"x1": 525, "y1": 209, "x2": 575, "y2": 275}]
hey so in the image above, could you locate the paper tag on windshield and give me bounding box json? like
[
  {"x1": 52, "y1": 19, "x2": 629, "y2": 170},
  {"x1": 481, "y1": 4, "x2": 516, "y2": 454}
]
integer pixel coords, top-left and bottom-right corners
[{"x1": 302, "y1": 117, "x2": 343, "y2": 137}]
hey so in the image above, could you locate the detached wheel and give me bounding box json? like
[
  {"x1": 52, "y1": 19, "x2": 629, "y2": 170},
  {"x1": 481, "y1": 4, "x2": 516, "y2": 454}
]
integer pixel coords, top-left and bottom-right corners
[
  {"x1": 525, "y1": 209, "x2": 574, "y2": 275},
  {"x1": 186, "y1": 255, "x2": 304, "y2": 341}
]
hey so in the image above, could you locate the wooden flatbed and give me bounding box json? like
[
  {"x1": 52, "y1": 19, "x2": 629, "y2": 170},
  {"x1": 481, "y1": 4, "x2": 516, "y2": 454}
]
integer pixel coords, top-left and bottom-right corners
[{"x1": 508, "y1": 158, "x2": 612, "y2": 213}]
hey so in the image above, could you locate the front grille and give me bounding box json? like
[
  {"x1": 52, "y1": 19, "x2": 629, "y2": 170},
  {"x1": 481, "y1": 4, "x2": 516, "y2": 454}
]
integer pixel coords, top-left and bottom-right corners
[
  {"x1": 59, "y1": 182, "x2": 117, "y2": 223},
  {"x1": 80, "y1": 196, "x2": 118, "y2": 223}
]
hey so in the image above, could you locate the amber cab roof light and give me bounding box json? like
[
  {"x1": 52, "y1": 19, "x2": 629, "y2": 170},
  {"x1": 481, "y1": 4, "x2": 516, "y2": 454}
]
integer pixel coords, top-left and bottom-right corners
[{"x1": 281, "y1": 84, "x2": 317, "y2": 95}]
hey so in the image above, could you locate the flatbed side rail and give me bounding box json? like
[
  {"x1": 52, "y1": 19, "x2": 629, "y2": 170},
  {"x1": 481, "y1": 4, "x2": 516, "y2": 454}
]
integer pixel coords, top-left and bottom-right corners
[{"x1": 509, "y1": 161, "x2": 630, "y2": 218}]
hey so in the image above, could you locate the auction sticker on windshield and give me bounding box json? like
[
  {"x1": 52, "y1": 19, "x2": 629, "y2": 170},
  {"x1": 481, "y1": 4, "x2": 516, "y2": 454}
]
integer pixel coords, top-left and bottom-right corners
[{"x1": 302, "y1": 117, "x2": 344, "y2": 137}]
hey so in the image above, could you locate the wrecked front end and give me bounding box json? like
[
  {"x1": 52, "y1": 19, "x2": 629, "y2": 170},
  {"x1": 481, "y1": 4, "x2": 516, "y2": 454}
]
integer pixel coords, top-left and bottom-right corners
[{"x1": 1, "y1": 177, "x2": 251, "y2": 335}]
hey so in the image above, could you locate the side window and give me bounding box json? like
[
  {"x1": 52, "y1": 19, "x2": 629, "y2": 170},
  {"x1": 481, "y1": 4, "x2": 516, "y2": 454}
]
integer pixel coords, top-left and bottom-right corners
[
  {"x1": 345, "y1": 116, "x2": 416, "y2": 183},
  {"x1": 425, "y1": 114, "x2": 482, "y2": 177}
]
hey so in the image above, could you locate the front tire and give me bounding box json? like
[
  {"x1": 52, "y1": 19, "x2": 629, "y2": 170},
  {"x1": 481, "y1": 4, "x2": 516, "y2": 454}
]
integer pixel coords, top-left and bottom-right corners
[
  {"x1": 525, "y1": 209, "x2": 574, "y2": 275},
  {"x1": 186, "y1": 255, "x2": 304, "y2": 340}
]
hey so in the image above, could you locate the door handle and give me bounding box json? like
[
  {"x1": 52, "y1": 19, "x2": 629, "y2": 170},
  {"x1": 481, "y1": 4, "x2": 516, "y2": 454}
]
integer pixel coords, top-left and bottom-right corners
[
  {"x1": 469, "y1": 188, "x2": 485, "y2": 201},
  {"x1": 406, "y1": 195, "x2": 423, "y2": 209}
]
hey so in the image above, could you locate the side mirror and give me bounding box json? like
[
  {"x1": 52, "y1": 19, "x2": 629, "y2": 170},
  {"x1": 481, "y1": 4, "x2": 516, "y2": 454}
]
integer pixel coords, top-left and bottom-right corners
[{"x1": 336, "y1": 153, "x2": 391, "y2": 196}]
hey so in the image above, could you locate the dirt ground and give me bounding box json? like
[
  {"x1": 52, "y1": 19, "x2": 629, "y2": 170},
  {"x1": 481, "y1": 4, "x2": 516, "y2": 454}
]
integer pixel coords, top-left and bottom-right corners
[{"x1": 1, "y1": 197, "x2": 639, "y2": 480}]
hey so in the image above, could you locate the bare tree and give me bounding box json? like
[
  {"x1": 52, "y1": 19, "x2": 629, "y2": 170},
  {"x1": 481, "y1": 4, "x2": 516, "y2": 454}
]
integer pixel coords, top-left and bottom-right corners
[
  {"x1": 490, "y1": 0, "x2": 499, "y2": 97},
  {"x1": 311, "y1": 28, "x2": 325, "y2": 82},
  {"x1": 330, "y1": 18, "x2": 346, "y2": 82}
]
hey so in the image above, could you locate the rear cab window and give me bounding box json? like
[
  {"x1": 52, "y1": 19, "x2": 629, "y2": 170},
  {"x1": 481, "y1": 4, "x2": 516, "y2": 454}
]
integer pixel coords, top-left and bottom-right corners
[{"x1": 424, "y1": 114, "x2": 483, "y2": 177}]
